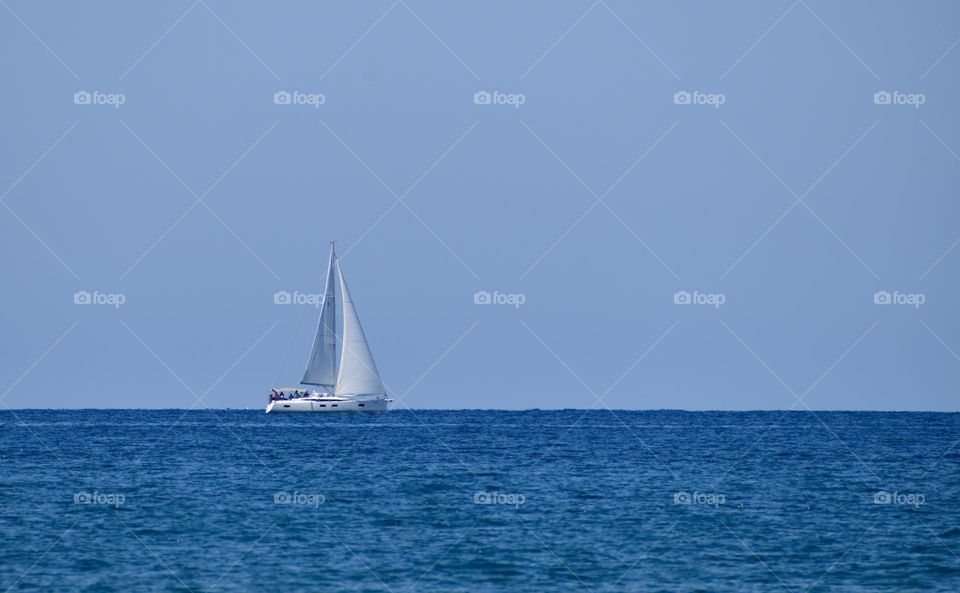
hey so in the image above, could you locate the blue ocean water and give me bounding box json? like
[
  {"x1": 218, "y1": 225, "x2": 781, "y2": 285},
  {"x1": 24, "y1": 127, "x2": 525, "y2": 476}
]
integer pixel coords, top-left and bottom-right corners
[{"x1": 1, "y1": 410, "x2": 958, "y2": 592}]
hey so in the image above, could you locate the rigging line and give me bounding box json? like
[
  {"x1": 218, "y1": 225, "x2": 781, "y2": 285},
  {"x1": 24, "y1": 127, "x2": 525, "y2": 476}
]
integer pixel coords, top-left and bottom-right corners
[
  {"x1": 273, "y1": 244, "x2": 337, "y2": 388},
  {"x1": 274, "y1": 304, "x2": 309, "y2": 386}
]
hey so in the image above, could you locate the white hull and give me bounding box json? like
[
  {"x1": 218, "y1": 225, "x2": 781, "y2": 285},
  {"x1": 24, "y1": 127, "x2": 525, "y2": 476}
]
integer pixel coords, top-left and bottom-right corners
[{"x1": 265, "y1": 396, "x2": 390, "y2": 413}]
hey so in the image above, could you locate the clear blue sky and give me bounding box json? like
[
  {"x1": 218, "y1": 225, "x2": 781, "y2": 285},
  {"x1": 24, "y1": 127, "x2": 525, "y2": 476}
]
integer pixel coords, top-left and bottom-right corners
[{"x1": 1, "y1": 1, "x2": 958, "y2": 409}]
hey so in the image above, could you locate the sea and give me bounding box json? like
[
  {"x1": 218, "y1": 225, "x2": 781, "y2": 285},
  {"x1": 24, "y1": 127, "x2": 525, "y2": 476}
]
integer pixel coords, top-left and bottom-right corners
[{"x1": 1, "y1": 410, "x2": 958, "y2": 592}]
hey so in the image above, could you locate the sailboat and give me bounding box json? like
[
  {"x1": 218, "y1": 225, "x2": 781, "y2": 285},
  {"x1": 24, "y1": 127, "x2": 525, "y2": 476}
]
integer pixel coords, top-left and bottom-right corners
[{"x1": 266, "y1": 242, "x2": 392, "y2": 413}]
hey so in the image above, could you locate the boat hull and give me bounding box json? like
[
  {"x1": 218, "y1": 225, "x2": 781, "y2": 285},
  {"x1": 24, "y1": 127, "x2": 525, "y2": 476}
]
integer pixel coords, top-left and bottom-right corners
[{"x1": 265, "y1": 397, "x2": 389, "y2": 413}]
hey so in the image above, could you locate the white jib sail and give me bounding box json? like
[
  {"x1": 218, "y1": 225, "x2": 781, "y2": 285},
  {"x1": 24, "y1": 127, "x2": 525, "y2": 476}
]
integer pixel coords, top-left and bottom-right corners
[
  {"x1": 334, "y1": 258, "x2": 385, "y2": 396},
  {"x1": 301, "y1": 243, "x2": 337, "y2": 387}
]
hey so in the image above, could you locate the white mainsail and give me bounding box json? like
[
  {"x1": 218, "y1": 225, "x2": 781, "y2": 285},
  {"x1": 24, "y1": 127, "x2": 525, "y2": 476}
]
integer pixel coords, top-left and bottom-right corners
[
  {"x1": 301, "y1": 243, "x2": 337, "y2": 387},
  {"x1": 334, "y1": 258, "x2": 385, "y2": 396}
]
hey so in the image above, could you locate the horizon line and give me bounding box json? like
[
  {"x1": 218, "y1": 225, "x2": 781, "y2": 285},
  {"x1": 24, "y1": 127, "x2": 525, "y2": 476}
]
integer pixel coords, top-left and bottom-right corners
[{"x1": 2, "y1": 407, "x2": 958, "y2": 413}]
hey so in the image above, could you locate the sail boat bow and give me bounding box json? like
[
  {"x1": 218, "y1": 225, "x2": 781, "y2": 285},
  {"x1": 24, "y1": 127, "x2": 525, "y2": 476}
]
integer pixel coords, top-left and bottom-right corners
[{"x1": 266, "y1": 242, "x2": 392, "y2": 413}]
